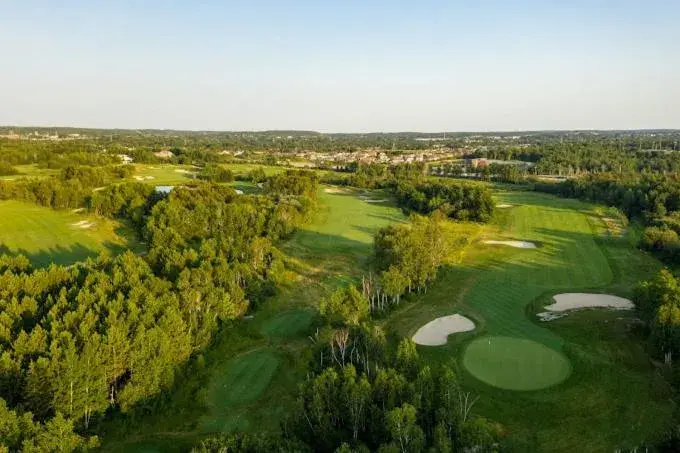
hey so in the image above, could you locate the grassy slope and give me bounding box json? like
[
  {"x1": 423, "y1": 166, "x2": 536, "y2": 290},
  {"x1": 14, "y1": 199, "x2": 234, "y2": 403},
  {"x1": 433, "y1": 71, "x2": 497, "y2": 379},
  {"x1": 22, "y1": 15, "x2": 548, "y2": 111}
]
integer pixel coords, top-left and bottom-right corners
[
  {"x1": 0, "y1": 200, "x2": 140, "y2": 266},
  {"x1": 385, "y1": 190, "x2": 673, "y2": 452},
  {"x1": 99, "y1": 186, "x2": 406, "y2": 452}
]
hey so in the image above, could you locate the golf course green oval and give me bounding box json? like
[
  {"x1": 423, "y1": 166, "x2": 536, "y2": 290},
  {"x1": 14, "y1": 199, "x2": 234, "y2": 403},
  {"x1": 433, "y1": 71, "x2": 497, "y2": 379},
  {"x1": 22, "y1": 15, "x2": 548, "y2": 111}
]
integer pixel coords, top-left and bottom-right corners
[{"x1": 463, "y1": 336, "x2": 571, "y2": 391}]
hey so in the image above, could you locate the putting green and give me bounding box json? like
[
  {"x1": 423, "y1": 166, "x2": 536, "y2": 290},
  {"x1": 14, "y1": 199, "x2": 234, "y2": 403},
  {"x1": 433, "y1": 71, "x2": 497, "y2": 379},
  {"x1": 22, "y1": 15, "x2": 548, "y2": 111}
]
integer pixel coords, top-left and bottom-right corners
[{"x1": 463, "y1": 336, "x2": 571, "y2": 391}]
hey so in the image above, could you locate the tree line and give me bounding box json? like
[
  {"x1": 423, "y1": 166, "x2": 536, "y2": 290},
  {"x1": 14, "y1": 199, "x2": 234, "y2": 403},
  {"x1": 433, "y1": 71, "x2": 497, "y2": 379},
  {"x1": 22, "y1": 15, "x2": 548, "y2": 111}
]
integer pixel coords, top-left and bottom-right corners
[
  {"x1": 394, "y1": 182, "x2": 494, "y2": 222},
  {"x1": 0, "y1": 165, "x2": 135, "y2": 210}
]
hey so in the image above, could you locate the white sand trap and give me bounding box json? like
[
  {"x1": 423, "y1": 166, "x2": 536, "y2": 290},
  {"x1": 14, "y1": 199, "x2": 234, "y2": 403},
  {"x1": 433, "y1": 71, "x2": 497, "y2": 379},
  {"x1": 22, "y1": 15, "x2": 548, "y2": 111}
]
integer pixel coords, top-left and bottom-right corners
[
  {"x1": 536, "y1": 312, "x2": 567, "y2": 322},
  {"x1": 546, "y1": 293, "x2": 634, "y2": 312},
  {"x1": 484, "y1": 240, "x2": 537, "y2": 249},
  {"x1": 134, "y1": 175, "x2": 144, "y2": 181},
  {"x1": 412, "y1": 314, "x2": 475, "y2": 346},
  {"x1": 496, "y1": 204, "x2": 513, "y2": 208},
  {"x1": 325, "y1": 187, "x2": 348, "y2": 194},
  {"x1": 71, "y1": 220, "x2": 95, "y2": 229},
  {"x1": 235, "y1": 189, "x2": 244, "y2": 195},
  {"x1": 71, "y1": 208, "x2": 85, "y2": 213}
]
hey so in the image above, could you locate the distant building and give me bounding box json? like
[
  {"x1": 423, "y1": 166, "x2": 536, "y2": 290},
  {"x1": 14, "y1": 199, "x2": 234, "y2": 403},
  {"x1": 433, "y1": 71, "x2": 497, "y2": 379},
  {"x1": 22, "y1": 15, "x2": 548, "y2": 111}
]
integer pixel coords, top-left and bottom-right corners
[
  {"x1": 467, "y1": 158, "x2": 488, "y2": 168},
  {"x1": 153, "y1": 150, "x2": 174, "y2": 159}
]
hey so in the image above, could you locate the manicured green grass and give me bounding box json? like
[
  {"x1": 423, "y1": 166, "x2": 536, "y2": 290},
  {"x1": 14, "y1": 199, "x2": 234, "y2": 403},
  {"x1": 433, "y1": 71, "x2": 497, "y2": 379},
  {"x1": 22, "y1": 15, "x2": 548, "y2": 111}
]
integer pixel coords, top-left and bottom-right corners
[
  {"x1": 200, "y1": 348, "x2": 280, "y2": 432},
  {"x1": 260, "y1": 309, "x2": 314, "y2": 338},
  {"x1": 282, "y1": 186, "x2": 406, "y2": 287},
  {"x1": 386, "y1": 190, "x2": 671, "y2": 452},
  {"x1": 0, "y1": 164, "x2": 59, "y2": 180},
  {"x1": 463, "y1": 336, "x2": 571, "y2": 391},
  {"x1": 130, "y1": 164, "x2": 199, "y2": 185},
  {"x1": 0, "y1": 200, "x2": 139, "y2": 266},
  {"x1": 130, "y1": 164, "x2": 287, "y2": 186}
]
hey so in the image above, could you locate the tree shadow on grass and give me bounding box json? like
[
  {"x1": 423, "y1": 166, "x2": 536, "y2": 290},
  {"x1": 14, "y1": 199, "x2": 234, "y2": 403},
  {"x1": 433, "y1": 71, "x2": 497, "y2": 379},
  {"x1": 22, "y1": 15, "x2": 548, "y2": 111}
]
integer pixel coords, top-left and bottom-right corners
[
  {"x1": 283, "y1": 229, "x2": 374, "y2": 259},
  {"x1": 0, "y1": 240, "x2": 137, "y2": 268}
]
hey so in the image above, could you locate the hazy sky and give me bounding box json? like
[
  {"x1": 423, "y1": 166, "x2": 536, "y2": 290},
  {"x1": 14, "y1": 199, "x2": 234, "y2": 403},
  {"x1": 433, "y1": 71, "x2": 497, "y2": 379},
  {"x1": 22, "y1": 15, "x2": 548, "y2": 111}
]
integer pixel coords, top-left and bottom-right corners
[{"x1": 2, "y1": 0, "x2": 679, "y2": 132}]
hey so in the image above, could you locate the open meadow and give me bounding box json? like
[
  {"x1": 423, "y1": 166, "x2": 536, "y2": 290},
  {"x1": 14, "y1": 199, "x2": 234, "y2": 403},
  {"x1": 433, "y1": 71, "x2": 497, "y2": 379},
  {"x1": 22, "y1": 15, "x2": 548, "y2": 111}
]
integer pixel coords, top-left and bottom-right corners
[{"x1": 386, "y1": 190, "x2": 672, "y2": 452}]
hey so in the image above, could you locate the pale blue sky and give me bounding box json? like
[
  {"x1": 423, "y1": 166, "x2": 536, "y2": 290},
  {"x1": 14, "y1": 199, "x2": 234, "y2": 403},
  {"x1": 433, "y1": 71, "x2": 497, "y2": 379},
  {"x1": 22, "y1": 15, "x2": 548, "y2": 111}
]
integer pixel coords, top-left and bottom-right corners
[{"x1": 1, "y1": 1, "x2": 679, "y2": 132}]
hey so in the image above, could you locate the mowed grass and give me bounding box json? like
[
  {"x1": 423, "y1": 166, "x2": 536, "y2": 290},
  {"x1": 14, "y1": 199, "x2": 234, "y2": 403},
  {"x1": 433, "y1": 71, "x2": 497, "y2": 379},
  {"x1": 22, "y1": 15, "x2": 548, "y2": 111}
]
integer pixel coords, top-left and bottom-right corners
[
  {"x1": 463, "y1": 336, "x2": 571, "y2": 391},
  {"x1": 129, "y1": 164, "x2": 199, "y2": 185},
  {"x1": 130, "y1": 163, "x2": 286, "y2": 186},
  {"x1": 260, "y1": 309, "x2": 314, "y2": 338},
  {"x1": 386, "y1": 190, "x2": 672, "y2": 452},
  {"x1": 0, "y1": 164, "x2": 59, "y2": 180},
  {"x1": 282, "y1": 186, "x2": 406, "y2": 287},
  {"x1": 200, "y1": 348, "x2": 280, "y2": 432},
  {"x1": 0, "y1": 200, "x2": 139, "y2": 266}
]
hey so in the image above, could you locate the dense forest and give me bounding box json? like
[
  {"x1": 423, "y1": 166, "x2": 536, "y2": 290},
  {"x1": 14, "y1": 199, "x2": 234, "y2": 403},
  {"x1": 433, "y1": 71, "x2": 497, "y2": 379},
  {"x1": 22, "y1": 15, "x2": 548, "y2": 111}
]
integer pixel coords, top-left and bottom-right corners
[{"x1": 0, "y1": 171, "x2": 318, "y2": 451}]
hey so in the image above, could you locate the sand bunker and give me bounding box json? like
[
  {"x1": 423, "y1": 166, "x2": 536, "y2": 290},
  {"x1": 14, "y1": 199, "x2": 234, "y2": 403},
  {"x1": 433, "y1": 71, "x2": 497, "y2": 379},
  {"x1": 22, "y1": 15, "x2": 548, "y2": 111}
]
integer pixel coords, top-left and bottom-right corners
[
  {"x1": 496, "y1": 204, "x2": 513, "y2": 208},
  {"x1": 536, "y1": 312, "x2": 567, "y2": 322},
  {"x1": 174, "y1": 169, "x2": 191, "y2": 173},
  {"x1": 412, "y1": 314, "x2": 475, "y2": 346},
  {"x1": 484, "y1": 240, "x2": 537, "y2": 249},
  {"x1": 324, "y1": 187, "x2": 348, "y2": 194},
  {"x1": 235, "y1": 189, "x2": 244, "y2": 195},
  {"x1": 363, "y1": 199, "x2": 387, "y2": 203},
  {"x1": 71, "y1": 220, "x2": 95, "y2": 229},
  {"x1": 546, "y1": 293, "x2": 634, "y2": 312},
  {"x1": 133, "y1": 175, "x2": 155, "y2": 181},
  {"x1": 71, "y1": 208, "x2": 85, "y2": 213}
]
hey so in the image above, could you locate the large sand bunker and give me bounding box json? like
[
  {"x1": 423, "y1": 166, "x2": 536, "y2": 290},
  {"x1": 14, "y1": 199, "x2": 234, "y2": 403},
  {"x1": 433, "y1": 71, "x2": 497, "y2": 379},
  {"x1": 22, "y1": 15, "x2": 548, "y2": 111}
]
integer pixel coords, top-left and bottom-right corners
[
  {"x1": 537, "y1": 293, "x2": 634, "y2": 321},
  {"x1": 324, "y1": 186, "x2": 348, "y2": 194},
  {"x1": 546, "y1": 293, "x2": 634, "y2": 312},
  {"x1": 484, "y1": 240, "x2": 537, "y2": 249},
  {"x1": 412, "y1": 314, "x2": 475, "y2": 346},
  {"x1": 496, "y1": 204, "x2": 513, "y2": 208}
]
